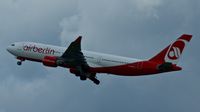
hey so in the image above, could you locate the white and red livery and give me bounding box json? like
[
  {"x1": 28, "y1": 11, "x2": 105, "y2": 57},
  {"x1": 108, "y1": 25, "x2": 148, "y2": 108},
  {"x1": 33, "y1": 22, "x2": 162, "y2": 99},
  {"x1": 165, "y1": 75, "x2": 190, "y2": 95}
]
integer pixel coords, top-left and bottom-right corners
[{"x1": 7, "y1": 34, "x2": 192, "y2": 85}]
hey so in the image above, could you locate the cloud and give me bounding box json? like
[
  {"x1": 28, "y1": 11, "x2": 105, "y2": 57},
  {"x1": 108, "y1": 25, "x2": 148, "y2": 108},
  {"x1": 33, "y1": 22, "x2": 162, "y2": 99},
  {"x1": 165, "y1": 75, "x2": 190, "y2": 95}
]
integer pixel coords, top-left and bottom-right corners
[
  {"x1": 0, "y1": 0, "x2": 200, "y2": 112},
  {"x1": 60, "y1": 15, "x2": 82, "y2": 46},
  {"x1": 59, "y1": 0, "x2": 165, "y2": 56}
]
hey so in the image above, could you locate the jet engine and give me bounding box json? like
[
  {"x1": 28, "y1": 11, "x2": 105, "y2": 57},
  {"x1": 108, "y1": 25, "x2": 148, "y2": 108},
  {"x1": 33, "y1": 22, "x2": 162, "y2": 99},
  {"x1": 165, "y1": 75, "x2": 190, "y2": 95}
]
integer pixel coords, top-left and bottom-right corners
[{"x1": 42, "y1": 56, "x2": 58, "y2": 67}]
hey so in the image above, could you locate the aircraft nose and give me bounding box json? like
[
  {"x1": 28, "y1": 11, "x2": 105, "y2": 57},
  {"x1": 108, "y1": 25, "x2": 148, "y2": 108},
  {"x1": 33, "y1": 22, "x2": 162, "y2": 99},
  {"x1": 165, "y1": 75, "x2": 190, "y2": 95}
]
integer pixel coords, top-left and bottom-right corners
[
  {"x1": 7, "y1": 46, "x2": 12, "y2": 52},
  {"x1": 7, "y1": 44, "x2": 15, "y2": 53}
]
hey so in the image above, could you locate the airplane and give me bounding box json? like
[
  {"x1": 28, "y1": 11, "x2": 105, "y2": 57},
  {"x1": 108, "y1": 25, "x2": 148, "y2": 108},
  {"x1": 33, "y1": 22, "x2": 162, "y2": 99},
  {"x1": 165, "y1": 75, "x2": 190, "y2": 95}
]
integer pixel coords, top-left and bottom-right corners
[{"x1": 7, "y1": 34, "x2": 192, "y2": 85}]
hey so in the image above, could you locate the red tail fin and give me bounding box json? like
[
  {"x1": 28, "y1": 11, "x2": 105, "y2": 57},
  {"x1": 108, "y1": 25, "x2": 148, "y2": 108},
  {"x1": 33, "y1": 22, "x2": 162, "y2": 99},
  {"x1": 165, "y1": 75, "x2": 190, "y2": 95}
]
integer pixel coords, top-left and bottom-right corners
[{"x1": 149, "y1": 34, "x2": 192, "y2": 65}]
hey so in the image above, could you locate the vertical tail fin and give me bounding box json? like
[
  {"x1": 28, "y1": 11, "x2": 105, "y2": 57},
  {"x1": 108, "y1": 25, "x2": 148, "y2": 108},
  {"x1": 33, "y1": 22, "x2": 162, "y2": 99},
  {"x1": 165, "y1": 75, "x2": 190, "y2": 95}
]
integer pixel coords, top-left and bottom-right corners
[{"x1": 149, "y1": 34, "x2": 192, "y2": 65}]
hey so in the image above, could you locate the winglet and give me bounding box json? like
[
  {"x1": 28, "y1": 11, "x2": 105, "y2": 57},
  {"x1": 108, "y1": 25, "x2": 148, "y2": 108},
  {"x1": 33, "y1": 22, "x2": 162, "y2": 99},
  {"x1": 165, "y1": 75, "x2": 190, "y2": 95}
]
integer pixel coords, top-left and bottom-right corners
[{"x1": 74, "y1": 36, "x2": 82, "y2": 43}]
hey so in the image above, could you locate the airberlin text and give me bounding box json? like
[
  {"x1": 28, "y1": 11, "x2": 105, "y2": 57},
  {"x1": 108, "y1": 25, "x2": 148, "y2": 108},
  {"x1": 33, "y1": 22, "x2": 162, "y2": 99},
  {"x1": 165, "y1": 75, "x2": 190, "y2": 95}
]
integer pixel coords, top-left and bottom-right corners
[{"x1": 23, "y1": 45, "x2": 55, "y2": 55}]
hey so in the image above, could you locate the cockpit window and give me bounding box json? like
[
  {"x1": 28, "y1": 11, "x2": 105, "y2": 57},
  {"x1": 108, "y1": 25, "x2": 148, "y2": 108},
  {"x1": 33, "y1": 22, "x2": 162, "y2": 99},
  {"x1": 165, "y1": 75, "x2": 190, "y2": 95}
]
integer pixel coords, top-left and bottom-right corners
[{"x1": 11, "y1": 44, "x2": 15, "y2": 46}]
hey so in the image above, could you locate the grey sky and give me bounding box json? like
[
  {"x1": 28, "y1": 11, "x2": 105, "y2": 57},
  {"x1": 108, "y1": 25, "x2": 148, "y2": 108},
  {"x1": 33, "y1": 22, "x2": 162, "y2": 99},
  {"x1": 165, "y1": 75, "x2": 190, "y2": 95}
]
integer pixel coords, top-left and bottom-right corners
[{"x1": 0, "y1": 0, "x2": 200, "y2": 112}]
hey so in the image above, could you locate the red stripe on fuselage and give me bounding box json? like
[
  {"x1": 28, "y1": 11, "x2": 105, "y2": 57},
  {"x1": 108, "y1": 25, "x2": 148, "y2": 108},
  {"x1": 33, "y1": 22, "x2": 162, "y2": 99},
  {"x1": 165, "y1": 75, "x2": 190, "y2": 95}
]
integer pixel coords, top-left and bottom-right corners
[
  {"x1": 89, "y1": 61, "x2": 160, "y2": 76},
  {"x1": 16, "y1": 57, "x2": 181, "y2": 76},
  {"x1": 17, "y1": 57, "x2": 42, "y2": 62}
]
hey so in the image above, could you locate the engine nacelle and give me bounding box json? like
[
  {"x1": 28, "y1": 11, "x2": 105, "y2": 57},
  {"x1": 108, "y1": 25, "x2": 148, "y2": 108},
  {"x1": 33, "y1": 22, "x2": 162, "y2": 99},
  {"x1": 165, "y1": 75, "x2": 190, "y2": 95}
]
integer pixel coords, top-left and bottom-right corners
[{"x1": 42, "y1": 56, "x2": 58, "y2": 67}]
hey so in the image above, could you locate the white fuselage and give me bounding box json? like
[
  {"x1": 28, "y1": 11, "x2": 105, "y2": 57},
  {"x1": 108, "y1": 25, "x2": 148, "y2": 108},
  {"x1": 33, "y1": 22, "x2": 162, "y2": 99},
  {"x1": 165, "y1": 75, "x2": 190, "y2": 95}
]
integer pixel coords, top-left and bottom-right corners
[{"x1": 7, "y1": 42, "x2": 142, "y2": 67}]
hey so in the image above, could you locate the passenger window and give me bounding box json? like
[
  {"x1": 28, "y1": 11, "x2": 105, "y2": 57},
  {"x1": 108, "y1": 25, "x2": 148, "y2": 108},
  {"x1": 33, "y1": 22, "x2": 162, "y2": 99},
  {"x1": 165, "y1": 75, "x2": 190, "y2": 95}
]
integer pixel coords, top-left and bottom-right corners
[{"x1": 11, "y1": 44, "x2": 15, "y2": 46}]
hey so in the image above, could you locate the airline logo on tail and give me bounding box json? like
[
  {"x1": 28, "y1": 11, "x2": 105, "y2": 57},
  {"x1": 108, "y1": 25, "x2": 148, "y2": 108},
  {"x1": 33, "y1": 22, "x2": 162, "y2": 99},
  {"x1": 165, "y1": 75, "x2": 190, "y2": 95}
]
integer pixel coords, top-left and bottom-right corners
[
  {"x1": 168, "y1": 46, "x2": 181, "y2": 60},
  {"x1": 165, "y1": 35, "x2": 192, "y2": 64},
  {"x1": 149, "y1": 34, "x2": 192, "y2": 65}
]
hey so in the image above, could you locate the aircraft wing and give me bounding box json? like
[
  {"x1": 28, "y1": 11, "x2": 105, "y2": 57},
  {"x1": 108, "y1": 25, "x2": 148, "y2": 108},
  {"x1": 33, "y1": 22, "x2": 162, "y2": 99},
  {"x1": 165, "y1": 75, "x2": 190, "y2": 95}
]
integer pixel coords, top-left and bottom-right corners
[
  {"x1": 61, "y1": 36, "x2": 89, "y2": 70},
  {"x1": 60, "y1": 36, "x2": 100, "y2": 85}
]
